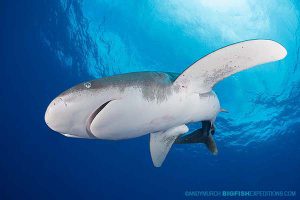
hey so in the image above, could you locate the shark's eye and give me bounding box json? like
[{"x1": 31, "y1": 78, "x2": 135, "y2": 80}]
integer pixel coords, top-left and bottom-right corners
[{"x1": 84, "y1": 82, "x2": 91, "y2": 89}]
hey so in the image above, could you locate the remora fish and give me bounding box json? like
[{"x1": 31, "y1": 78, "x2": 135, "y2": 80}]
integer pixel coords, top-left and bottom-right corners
[{"x1": 45, "y1": 40, "x2": 287, "y2": 167}]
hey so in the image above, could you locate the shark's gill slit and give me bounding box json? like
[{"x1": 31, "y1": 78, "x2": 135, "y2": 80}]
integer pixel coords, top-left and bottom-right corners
[{"x1": 86, "y1": 100, "x2": 113, "y2": 138}]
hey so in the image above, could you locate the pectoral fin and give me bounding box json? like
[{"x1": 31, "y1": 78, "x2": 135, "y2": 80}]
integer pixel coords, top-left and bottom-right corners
[
  {"x1": 174, "y1": 40, "x2": 287, "y2": 94},
  {"x1": 150, "y1": 125, "x2": 188, "y2": 167}
]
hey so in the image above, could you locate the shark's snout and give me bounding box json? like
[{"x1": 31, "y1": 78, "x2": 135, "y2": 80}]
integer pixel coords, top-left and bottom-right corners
[{"x1": 45, "y1": 97, "x2": 68, "y2": 134}]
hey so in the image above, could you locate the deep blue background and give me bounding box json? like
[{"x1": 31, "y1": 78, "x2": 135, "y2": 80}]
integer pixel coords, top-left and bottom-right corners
[{"x1": 1, "y1": 0, "x2": 300, "y2": 199}]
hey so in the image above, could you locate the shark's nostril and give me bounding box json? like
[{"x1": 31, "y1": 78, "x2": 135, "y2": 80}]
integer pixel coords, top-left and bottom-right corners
[{"x1": 58, "y1": 97, "x2": 68, "y2": 107}]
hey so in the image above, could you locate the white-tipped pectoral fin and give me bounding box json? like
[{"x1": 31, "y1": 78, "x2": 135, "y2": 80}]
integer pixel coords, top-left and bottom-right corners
[
  {"x1": 150, "y1": 125, "x2": 189, "y2": 167},
  {"x1": 174, "y1": 40, "x2": 287, "y2": 94}
]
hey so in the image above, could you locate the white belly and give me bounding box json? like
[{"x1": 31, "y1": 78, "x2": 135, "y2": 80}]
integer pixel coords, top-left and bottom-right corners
[{"x1": 90, "y1": 88, "x2": 220, "y2": 140}]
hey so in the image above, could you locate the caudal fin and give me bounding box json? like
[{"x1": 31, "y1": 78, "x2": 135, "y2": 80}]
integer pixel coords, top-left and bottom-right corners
[
  {"x1": 205, "y1": 135, "x2": 218, "y2": 155},
  {"x1": 175, "y1": 129, "x2": 218, "y2": 155}
]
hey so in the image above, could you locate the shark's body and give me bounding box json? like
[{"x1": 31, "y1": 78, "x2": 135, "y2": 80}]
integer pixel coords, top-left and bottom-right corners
[
  {"x1": 45, "y1": 40, "x2": 287, "y2": 167},
  {"x1": 46, "y1": 72, "x2": 219, "y2": 140}
]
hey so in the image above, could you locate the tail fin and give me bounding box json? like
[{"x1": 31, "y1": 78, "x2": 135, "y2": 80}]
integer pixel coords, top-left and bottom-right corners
[
  {"x1": 205, "y1": 135, "x2": 218, "y2": 155},
  {"x1": 175, "y1": 129, "x2": 218, "y2": 155}
]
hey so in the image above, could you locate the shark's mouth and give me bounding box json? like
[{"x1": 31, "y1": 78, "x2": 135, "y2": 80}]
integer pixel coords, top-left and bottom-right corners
[{"x1": 86, "y1": 100, "x2": 113, "y2": 139}]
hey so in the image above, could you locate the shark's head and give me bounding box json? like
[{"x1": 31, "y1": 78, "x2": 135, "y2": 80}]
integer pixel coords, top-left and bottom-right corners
[{"x1": 45, "y1": 81, "x2": 103, "y2": 138}]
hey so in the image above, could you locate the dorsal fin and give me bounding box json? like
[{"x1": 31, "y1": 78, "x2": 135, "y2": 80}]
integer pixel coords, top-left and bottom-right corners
[{"x1": 174, "y1": 40, "x2": 287, "y2": 94}]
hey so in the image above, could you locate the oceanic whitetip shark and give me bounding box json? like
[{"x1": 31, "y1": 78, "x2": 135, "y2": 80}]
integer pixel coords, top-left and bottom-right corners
[{"x1": 45, "y1": 40, "x2": 287, "y2": 167}]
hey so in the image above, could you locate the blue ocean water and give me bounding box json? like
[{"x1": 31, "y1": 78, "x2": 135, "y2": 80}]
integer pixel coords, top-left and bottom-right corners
[{"x1": 1, "y1": 0, "x2": 300, "y2": 199}]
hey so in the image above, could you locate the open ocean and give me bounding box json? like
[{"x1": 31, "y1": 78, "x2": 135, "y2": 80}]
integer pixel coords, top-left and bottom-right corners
[{"x1": 1, "y1": 0, "x2": 300, "y2": 199}]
